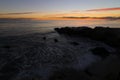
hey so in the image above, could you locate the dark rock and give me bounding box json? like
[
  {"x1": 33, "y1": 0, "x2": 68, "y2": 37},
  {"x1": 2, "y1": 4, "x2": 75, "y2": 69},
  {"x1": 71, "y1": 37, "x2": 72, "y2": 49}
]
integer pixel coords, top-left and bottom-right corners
[
  {"x1": 69, "y1": 42, "x2": 79, "y2": 46},
  {"x1": 54, "y1": 27, "x2": 93, "y2": 37},
  {"x1": 91, "y1": 47, "x2": 110, "y2": 58},
  {"x1": 2, "y1": 45, "x2": 11, "y2": 49},
  {"x1": 43, "y1": 37, "x2": 46, "y2": 40},
  {"x1": 84, "y1": 69, "x2": 92, "y2": 76},
  {"x1": 49, "y1": 68, "x2": 90, "y2": 80},
  {"x1": 54, "y1": 27, "x2": 120, "y2": 49},
  {"x1": 117, "y1": 72, "x2": 120, "y2": 80},
  {"x1": 0, "y1": 62, "x2": 20, "y2": 80},
  {"x1": 54, "y1": 39, "x2": 58, "y2": 43},
  {"x1": 18, "y1": 75, "x2": 42, "y2": 80},
  {"x1": 0, "y1": 57, "x2": 25, "y2": 80}
]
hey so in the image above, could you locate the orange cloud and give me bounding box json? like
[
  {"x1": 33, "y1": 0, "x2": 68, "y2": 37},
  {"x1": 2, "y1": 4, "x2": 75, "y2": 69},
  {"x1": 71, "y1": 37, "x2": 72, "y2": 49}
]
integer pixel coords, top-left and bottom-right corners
[{"x1": 87, "y1": 7, "x2": 120, "y2": 11}]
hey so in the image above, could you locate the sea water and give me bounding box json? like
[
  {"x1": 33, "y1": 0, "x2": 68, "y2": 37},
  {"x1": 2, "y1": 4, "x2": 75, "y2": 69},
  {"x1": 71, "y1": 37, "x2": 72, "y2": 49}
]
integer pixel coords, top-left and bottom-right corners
[{"x1": 0, "y1": 19, "x2": 120, "y2": 36}]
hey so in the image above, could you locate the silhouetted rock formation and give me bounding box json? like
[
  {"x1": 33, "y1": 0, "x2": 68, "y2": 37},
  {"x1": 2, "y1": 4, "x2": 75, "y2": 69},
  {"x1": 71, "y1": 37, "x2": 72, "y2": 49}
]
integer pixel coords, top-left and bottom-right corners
[
  {"x1": 55, "y1": 27, "x2": 120, "y2": 51},
  {"x1": 55, "y1": 27, "x2": 92, "y2": 36}
]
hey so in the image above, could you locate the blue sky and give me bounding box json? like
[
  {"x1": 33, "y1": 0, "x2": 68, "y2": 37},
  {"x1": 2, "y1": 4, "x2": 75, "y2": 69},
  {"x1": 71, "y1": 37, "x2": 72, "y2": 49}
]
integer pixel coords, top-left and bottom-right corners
[{"x1": 0, "y1": 0, "x2": 120, "y2": 19}]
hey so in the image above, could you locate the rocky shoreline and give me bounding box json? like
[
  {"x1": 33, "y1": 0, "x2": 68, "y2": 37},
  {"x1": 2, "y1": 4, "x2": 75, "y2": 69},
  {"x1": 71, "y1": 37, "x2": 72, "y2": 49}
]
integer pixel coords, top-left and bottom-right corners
[
  {"x1": 55, "y1": 26, "x2": 120, "y2": 53},
  {"x1": 0, "y1": 26, "x2": 120, "y2": 80}
]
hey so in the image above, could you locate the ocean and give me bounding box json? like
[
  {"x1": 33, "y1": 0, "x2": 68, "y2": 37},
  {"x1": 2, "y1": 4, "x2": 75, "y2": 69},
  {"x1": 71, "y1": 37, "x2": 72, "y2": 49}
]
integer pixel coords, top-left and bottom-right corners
[
  {"x1": 0, "y1": 19, "x2": 119, "y2": 80},
  {"x1": 0, "y1": 19, "x2": 120, "y2": 36}
]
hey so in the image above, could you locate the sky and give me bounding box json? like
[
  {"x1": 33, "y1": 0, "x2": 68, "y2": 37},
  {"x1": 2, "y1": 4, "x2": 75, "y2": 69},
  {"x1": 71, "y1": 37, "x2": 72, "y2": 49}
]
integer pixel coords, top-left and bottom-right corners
[{"x1": 0, "y1": 0, "x2": 120, "y2": 20}]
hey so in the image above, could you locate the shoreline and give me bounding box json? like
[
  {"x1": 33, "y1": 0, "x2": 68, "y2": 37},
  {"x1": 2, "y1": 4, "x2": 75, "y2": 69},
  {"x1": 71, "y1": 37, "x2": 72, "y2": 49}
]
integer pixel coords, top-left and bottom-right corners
[
  {"x1": 0, "y1": 26, "x2": 120, "y2": 80},
  {"x1": 55, "y1": 26, "x2": 120, "y2": 52}
]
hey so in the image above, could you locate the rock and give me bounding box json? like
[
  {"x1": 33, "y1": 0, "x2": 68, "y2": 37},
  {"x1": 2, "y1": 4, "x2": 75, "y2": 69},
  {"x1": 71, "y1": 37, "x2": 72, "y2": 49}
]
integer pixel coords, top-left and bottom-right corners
[
  {"x1": 43, "y1": 37, "x2": 46, "y2": 40},
  {"x1": 2, "y1": 45, "x2": 11, "y2": 49},
  {"x1": 17, "y1": 75, "x2": 42, "y2": 80},
  {"x1": 90, "y1": 47, "x2": 110, "y2": 59},
  {"x1": 69, "y1": 42, "x2": 79, "y2": 46},
  {"x1": 0, "y1": 62, "x2": 20, "y2": 80},
  {"x1": 0, "y1": 57, "x2": 25, "y2": 80},
  {"x1": 54, "y1": 39, "x2": 58, "y2": 43},
  {"x1": 49, "y1": 68, "x2": 90, "y2": 80},
  {"x1": 55, "y1": 27, "x2": 120, "y2": 49},
  {"x1": 86, "y1": 55, "x2": 120, "y2": 78}
]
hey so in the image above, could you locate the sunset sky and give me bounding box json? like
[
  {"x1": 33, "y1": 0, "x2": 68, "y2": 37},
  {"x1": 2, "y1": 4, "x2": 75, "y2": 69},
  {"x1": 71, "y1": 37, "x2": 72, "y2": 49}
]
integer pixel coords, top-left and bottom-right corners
[{"x1": 0, "y1": 0, "x2": 120, "y2": 20}]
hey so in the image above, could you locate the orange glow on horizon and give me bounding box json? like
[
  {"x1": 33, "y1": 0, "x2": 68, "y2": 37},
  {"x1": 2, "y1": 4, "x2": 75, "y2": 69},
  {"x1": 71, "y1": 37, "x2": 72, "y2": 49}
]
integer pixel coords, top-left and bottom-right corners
[{"x1": 0, "y1": 10, "x2": 120, "y2": 20}]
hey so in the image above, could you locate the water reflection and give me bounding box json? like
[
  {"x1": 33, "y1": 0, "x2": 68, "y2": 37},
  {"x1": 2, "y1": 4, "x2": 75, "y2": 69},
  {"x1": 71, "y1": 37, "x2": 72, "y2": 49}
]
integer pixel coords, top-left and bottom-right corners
[{"x1": 0, "y1": 19, "x2": 119, "y2": 36}]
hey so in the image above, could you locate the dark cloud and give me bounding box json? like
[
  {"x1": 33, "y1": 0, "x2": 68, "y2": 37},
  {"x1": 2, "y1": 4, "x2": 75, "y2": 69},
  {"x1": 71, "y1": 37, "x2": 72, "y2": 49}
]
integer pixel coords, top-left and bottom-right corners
[
  {"x1": 0, "y1": 12, "x2": 36, "y2": 15},
  {"x1": 62, "y1": 16, "x2": 120, "y2": 20},
  {"x1": 87, "y1": 7, "x2": 120, "y2": 11},
  {"x1": 62, "y1": 17, "x2": 89, "y2": 19}
]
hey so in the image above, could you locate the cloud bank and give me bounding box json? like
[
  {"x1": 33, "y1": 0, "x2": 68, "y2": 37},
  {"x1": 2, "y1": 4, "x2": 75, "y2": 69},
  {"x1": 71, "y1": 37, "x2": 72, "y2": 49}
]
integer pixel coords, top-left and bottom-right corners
[
  {"x1": 62, "y1": 16, "x2": 120, "y2": 20},
  {"x1": 0, "y1": 12, "x2": 36, "y2": 15},
  {"x1": 87, "y1": 7, "x2": 120, "y2": 11}
]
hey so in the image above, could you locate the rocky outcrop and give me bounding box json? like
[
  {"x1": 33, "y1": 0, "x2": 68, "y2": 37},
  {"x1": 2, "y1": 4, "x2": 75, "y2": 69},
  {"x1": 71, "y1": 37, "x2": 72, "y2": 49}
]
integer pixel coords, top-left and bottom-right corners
[
  {"x1": 55, "y1": 27, "x2": 120, "y2": 51},
  {"x1": 90, "y1": 47, "x2": 110, "y2": 59}
]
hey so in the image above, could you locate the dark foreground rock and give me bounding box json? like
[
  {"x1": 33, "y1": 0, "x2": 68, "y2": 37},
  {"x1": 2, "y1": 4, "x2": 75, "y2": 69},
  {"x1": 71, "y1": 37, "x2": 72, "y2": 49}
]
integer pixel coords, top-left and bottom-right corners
[
  {"x1": 90, "y1": 47, "x2": 110, "y2": 59},
  {"x1": 55, "y1": 27, "x2": 120, "y2": 52},
  {"x1": 49, "y1": 68, "x2": 90, "y2": 80},
  {"x1": 0, "y1": 30, "x2": 119, "y2": 80}
]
